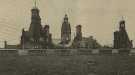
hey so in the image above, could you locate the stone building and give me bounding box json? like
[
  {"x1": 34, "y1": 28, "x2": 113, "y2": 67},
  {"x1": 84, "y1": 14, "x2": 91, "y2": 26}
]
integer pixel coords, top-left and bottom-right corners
[
  {"x1": 72, "y1": 25, "x2": 82, "y2": 48},
  {"x1": 72, "y1": 25, "x2": 101, "y2": 48},
  {"x1": 60, "y1": 14, "x2": 71, "y2": 46},
  {"x1": 20, "y1": 6, "x2": 53, "y2": 49},
  {"x1": 75, "y1": 25, "x2": 82, "y2": 41},
  {"x1": 114, "y1": 19, "x2": 133, "y2": 49}
]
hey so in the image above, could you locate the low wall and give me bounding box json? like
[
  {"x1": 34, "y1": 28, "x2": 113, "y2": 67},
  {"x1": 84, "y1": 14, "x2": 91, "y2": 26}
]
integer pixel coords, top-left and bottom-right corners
[
  {"x1": 0, "y1": 49, "x2": 134, "y2": 56},
  {"x1": 0, "y1": 49, "x2": 18, "y2": 56}
]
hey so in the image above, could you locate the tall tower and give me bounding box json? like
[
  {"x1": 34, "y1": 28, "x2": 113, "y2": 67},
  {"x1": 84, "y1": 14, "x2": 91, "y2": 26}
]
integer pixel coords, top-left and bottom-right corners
[
  {"x1": 114, "y1": 18, "x2": 133, "y2": 49},
  {"x1": 61, "y1": 14, "x2": 71, "y2": 44},
  {"x1": 29, "y1": 0, "x2": 42, "y2": 43}
]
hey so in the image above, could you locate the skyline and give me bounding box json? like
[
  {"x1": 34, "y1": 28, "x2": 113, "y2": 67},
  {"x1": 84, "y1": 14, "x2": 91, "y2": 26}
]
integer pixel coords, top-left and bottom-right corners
[{"x1": 0, "y1": 0, "x2": 135, "y2": 47}]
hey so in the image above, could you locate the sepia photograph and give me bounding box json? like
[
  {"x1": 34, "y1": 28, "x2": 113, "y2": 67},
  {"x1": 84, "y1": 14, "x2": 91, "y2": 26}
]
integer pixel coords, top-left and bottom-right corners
[{"x1": 0, "y1": 0, "x2": 135, "y2": 75}]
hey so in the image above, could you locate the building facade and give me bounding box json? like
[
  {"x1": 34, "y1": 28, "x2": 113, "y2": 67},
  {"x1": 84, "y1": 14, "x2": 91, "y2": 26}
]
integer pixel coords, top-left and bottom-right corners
[
  {"x1": 20, "y1": 7, "x2": 53, "y2": 49},
  {"x1": 72, "y1": 25, "x2": 101, "y2": 48},
  {"x1": 72, "y1": 25, "x2": 82, "y2": 48}
]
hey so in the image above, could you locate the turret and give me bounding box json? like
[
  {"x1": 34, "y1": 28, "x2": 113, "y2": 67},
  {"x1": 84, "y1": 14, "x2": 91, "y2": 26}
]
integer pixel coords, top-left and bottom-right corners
[
  {"x1": 119, "y1": 19, "x2": 125, "y2": 31},
  {"x1": 61, "y1": 14, "x2": 71, "y2": 44}
]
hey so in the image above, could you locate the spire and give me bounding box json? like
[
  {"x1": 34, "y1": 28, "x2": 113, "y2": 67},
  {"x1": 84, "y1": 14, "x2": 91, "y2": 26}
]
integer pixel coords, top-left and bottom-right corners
[
  {"x1": 122, "y1": 16, "x2": 124, "y2": 20},
  {"x1": 64, "y1": 14, "x2": 68, "y2": 21},
  {"x1": 34, "y1": 0, "x2": 38, "y2": 8},
  {"x1": 120, "y1": 16, "x2": 125, "y2": 24},
  {"x1": 31, "y1": 0, "x2": 39, "y2": 15},
  {"x1": 120, "y1": 16, "x2": 125, "y2": 22},
  {"x1": 35, "y1": 0, "x2": 37, "y2": 8},
  {"x1": 119, "y1": 16, "x2": 125, "y2": 30},
  {"x1": 65, "y1": 14, "x2": 68, "y2": 18}
]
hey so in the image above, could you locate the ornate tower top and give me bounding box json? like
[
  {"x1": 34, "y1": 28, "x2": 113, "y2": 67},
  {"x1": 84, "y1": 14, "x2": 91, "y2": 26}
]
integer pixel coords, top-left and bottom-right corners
[
  {"x1": 64, "y1": 14, "x2": 68, "y2": 22},
  {"x1": 34, "y1": 0, "x2": 37, "y2": 8},
  {"x1": 33, "y1": 0, "x2": 38, "y2": 8},
  {"x1": 120, "y1": 16, "x2": 125, "y2": 23},
  {"x1": 31, "y1": 0, "x2": 39, "y2": 16},
  {"x1": 119, "y1": 16, "x2": 125, "y2": 30},
  {"x1": 29, "y1": 0, "x2": 42, "y2": 41}
]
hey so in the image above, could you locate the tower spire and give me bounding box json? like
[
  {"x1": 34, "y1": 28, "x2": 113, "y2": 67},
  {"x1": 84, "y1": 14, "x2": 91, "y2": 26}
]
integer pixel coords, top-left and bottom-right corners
[
  {"x1": 121, "y1": 16, "x2": 124, "y2": 21},
  {"x1": 34, "y1": 0, "x2": 37, "y2": 8}
]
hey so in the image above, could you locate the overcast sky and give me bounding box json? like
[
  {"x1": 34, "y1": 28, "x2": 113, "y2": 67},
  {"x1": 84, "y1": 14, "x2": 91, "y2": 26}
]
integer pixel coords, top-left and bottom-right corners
[{"x1": 0, "y1": 0, "x2": 135, "y2": 47}]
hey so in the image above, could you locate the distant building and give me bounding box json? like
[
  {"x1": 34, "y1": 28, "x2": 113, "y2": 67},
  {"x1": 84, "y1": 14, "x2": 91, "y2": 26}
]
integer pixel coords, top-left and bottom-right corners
[
  {"x1": 114, "y1": 19, "x2": 133, "y2": 49},
  {"x1": 73, "y1": 36, "x2": 101, "y2": 49},
  {"x1": 20, "y1": 6, "x2": 53, "y2": 49},
  {"x1": 75, "y1": 25, "x2": 82, "y2": 41},
  {"x1": 4, "y1": 41, "x2": 20, "y2": 49},
  {"x1": 72, "y1": 25, "x2": 101, "y2": 48},
  {"x1": 60, "y1": 14, "x2": 71, "y2": 47},
  {"x1": 72, "y1": 25, "x2": 82, "y2": 48}
]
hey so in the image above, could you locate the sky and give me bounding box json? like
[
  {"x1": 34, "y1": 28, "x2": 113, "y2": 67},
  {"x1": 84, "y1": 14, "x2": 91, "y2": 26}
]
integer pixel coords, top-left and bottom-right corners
[{"x1": 0, "y1": 0, "x2": 135, "y2": 47}]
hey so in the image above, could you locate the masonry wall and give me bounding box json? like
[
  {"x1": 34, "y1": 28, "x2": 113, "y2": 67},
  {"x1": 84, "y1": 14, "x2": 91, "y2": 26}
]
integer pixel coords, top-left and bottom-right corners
[{"x1": 0, "y1": 49, "x2": 135, "y2": 56}]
